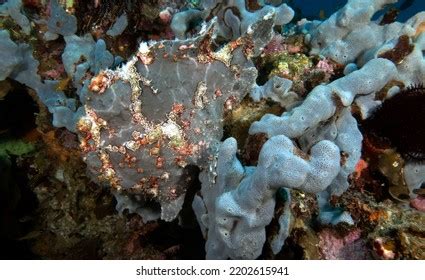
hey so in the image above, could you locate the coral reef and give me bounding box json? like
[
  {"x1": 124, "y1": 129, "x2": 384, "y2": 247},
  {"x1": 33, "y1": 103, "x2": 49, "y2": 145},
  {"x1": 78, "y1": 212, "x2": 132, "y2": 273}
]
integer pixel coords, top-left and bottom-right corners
[
  {"x1": 0, "y1": 0, "x2": 424, "y2": 260},
  {"x1": 171, "y1": 0, "x2": 294, "y2": 40}
]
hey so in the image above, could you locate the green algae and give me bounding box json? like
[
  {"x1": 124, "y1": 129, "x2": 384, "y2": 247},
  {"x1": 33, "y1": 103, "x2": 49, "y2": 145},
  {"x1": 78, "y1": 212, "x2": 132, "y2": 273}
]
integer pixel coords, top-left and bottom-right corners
[{"x1": 0, "y1": 138, "x2": 35, "y2": 158}]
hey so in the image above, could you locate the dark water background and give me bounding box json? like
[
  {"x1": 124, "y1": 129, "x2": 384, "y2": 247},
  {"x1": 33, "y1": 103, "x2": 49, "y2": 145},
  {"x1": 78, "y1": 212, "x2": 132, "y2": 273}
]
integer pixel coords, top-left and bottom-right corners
[{"x1": 290, "y1": 0, "x2": 424, "y2": 22}]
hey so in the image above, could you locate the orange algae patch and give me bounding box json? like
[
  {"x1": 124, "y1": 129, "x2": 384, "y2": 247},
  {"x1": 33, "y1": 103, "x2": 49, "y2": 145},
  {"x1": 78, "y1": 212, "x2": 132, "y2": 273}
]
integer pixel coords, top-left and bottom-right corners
[
  {"x1": 354, "y1": 158, "x2": 368, "y2": 179},
  {"x1": 415, "y1": 21, "x2": 425, "y2": 37}
]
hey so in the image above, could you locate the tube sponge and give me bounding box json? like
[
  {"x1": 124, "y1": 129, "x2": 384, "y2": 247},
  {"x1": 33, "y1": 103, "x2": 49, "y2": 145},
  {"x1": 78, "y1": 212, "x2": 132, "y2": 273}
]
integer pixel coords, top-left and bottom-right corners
[
  {"x1": 196, "y1": 135, "x2": 341, "y2": 259},
  {"x1": 249, "y1": 58, "x2": 397, "y2": 138},
  {"x1": 171, "y1": 0, "x2": 294, "y2": 40}
]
